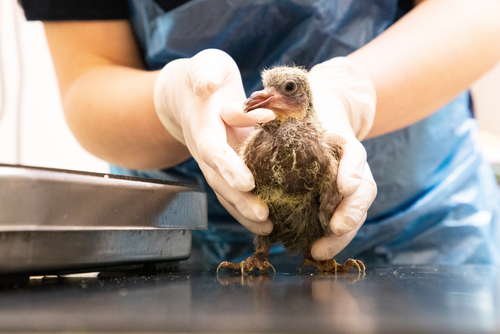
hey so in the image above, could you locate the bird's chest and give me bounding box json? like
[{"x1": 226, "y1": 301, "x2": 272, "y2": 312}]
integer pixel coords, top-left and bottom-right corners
[
  {"x1": 241, "y1": 119, "x2": 336, "y2": 251},
  {"x1": 245, "y1": 119, "x2": 331, "y2": 196}
]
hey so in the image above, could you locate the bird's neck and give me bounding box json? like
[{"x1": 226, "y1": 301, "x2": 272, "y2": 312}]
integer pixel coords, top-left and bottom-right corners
[
  {"x1": 259, "y1": 111, "x2": 316, "y2": 132},
  {"x1": 259, "y1": 119, "x2": 281, "y2": 132}
]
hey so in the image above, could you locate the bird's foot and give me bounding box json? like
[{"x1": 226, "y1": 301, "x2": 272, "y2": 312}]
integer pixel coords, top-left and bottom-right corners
[
  {"x1": 217, "y1": 255, "x2": 276, "y2": 276},
  {"x1": 301, "y1": 258, "x2": 365, "y2": 273}
]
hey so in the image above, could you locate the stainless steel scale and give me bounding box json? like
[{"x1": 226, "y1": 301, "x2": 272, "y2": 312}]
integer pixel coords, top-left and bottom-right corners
[{"x1": 0, "y1": 164, "x2": 207, "y2": 277}]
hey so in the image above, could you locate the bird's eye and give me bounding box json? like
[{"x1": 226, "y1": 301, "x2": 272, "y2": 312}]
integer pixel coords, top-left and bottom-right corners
[{"x1": 285, "y1": 81, "x2": 296, "y2": 93}]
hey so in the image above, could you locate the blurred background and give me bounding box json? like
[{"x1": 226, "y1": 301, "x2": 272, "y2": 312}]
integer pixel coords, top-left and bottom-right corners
[
  {"x1": 0, "y1": 1, "x2": 108, "y2": 173},
  {"x1": 0, "y1": 1, "x2": 499, "y2": 177}
]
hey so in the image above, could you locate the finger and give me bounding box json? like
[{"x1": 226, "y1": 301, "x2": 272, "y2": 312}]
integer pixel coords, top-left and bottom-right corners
[
  {"x1": 188, "y1": 49, "x2": 238, "y2": 98},
  {"x1": 216, "y1": 193, "x2": 273, "y2": 235},
  {"x1": 189, "y1": 66, "x2": 222, "y2": 98},
  {"x1": 225, "y1": 124, "x2": 255, "y2": 150},
  {"x1": 198, "y1": 161, "x2": 269, "y2": 223},
  {"x1": 330, "y1": 163, "x2": 377, "y2": 236},
  {"x1": 221, "y1": 101, "x2": 275, "y2": 127},
  {"x1": 194, "y1": 134, "x2": 255, "y2": 192},
  {"x1": 337, "y1": 139, "x2": 367, "y2": 197},
  {"x1": 310, "y1": 214, "x2": 365, "y2": 261},
  {"x1": 188, "y1": 50, "x2": 225, "y2": 97},
  {"x1": 183, "y1": 112, "x2": 255, "y2": 192}
]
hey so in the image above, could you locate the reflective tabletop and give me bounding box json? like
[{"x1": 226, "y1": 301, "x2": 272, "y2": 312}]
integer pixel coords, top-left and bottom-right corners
[{"x1": 0, "y1": 264, "x2": 499, "y2": 333}]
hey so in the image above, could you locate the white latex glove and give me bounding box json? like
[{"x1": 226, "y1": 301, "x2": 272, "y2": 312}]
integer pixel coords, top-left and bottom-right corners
[
  {"x1": 153, "y1": 49, "x2": 274, "y2": 235},
  {"x1": 307, "y1": 57, "x2": 378, "y2": 261}
]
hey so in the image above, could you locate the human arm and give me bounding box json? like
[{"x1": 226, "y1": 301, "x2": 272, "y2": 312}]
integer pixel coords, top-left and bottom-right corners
[
  {"x1": 353, "y1": 0, "x2": 500, "y2": 138},
  {"x1": 307, "y1": 0, "x2": 500, "y2": 260},
  {"x1": 43, "y1": 21, "x2": 190, "y2": 170}
]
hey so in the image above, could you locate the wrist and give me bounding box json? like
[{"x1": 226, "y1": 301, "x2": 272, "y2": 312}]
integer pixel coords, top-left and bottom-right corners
[{"x1": 153, "y1": 58, "x2": 190, "y2": 145}]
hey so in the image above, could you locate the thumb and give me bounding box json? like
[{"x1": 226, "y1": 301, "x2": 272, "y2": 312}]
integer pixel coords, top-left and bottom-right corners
[
  {"x1": 188, "y1": 63, "x2": 222, "y2": 98},
  {"x1": 221, "y1": 101, "x2": 275, "y2": 127},
  {"x1": 337, "y1": 140, "x2": 366, "y2": 197},
  {"x1": 188, "y1": 49, "x2": 237, "y2": 98}
]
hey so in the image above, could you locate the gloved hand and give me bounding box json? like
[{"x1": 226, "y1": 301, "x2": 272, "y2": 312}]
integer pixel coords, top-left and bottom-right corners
[
  {"x1": 153, "y1": 49, "x2": 274, "y2": 235},
  {"x1": 307, "y1": 57, "x2": 378, "y2": 261}
]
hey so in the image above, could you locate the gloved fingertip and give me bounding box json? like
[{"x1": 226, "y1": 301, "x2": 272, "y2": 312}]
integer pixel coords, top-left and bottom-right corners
[
  {"x1": 212, "y1": 154, "x2": 255, "y2": 191},
  {"x1": 193, "y1": 76, "x2": 221, "y2": 97},
  {"x1": 253, "y1": 109, "x2": 276, "y2": 123},
  {"x1": 257, "y1": 220, "x2": 273, "y2": 235},
  {"x1": 310, "y1": 245, "x2": 331, "y2": 261},
  {"x1": 205, "y1": 80, "x2": 220, "y2": 95},
  {"x1": 337, "y1": 175, "x2": 362, "y2": 197},
  {"x1": 330, "y1": 216, "x2": 357, "y2": 237},
  {"x1": 229, "y1": 174, "x2": 255, "y2": 192},
  {"x1": 253, "y1": 202, "x2": 269, "y2": 222},
  {"x1": 332, "y1": 225, "x2": 350, "y2": 237}
]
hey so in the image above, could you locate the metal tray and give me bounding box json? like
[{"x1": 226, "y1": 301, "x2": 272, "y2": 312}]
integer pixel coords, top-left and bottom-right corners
[{"x1": 0, "y1": 164, "x2": 207, "y2": 275}]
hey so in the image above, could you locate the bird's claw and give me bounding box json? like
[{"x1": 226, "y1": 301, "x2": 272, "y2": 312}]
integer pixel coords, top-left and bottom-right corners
[
  {"x1": 217, "y1": 257, "x2": 276, "y2": 276},
  {"x1": 301, "y1": 258, "x2": 365, "y2": 273},
  {"x1": 337, "y1": 258, "x2": 365, "y2": 273}
]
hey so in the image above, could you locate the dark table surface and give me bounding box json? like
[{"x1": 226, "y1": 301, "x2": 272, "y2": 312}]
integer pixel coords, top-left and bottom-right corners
[{"x1": 0, "y1": 264, "x2": 499, "y2": 333}]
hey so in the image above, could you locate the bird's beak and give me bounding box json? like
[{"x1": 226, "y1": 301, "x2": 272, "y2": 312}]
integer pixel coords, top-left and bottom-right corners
[{"x1": 243, "y1": 87, "x2": 276, "y2": 113}]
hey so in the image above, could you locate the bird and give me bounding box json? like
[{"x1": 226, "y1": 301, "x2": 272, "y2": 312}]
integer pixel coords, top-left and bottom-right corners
[{"x1": 217, "y1": 65, "x2": 365, "y2": 275}]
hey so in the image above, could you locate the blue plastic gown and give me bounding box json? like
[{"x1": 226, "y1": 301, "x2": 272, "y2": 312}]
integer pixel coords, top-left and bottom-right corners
[{"x1": 111, "y1": 0, "x2": 500, "y2": 265}]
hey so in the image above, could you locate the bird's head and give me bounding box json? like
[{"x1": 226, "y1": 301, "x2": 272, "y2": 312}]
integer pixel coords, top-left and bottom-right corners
[{"x1": 243, "y1": 66, "x2": 314, "y2": 122}]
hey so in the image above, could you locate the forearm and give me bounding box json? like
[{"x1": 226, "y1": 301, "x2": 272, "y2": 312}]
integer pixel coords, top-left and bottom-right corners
[
  {"x1": 348, "y1": 0, "x2": 500, "y2": 138},
  {"x1": 62, "y1": 65, "x2": 190, "y2": 169},
  {"x1": 44, "y1": 21, "x2": 190, "y2": 170}
]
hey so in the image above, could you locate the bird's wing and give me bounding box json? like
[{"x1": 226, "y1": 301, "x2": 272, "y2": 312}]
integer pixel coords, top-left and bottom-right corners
[
  {"x1": 318, "y1": 133, "x2": 345, "y2": 232},
  {"x1": 318, "y1": 176, "x2": 343, "y2": 232},
  {"x1": 237, "y1": 127, "x2": 262, "y2": 161},
  {"x1": 324, "y1": 132, "x2": 345, "y2": 161},
  {"x1": 238, "y1": 127, "x2": 274, "y2": 183}
]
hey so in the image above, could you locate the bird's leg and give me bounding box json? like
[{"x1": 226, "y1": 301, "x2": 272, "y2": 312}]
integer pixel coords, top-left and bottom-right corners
[
  {"x1": 301, "y1": 251, "x2": 365, "y2": 273},
  {"x1": 217, "y1": 241, "x2": 275, "y2": 275}
]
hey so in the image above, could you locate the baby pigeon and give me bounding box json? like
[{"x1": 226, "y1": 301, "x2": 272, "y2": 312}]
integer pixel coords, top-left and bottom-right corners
[{"x1": 217, "y1": 66, "x2": 365, "y2": 274}]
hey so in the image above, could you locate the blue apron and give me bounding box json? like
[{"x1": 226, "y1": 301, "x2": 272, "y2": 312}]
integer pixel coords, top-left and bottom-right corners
[{"x1": 112, "y1": 0, "x2": 500, "y2": 264}]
